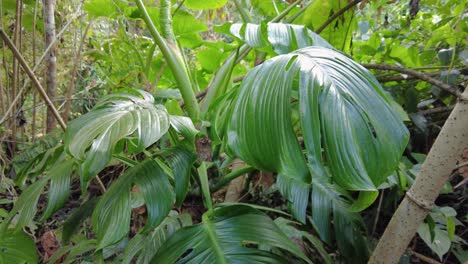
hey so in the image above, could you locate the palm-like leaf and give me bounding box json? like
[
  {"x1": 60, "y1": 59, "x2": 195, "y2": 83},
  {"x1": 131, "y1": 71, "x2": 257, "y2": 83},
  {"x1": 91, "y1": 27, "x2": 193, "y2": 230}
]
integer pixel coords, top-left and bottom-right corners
[
  {"x1": 64, "y1": 90, "x2": 170, "y2": 185},
  {"x1": 152, "y1": 204, "x2": 311, "y2": 263},
  {"x1": 227, "y1": 46, "x2": 408, "y2": 258}
]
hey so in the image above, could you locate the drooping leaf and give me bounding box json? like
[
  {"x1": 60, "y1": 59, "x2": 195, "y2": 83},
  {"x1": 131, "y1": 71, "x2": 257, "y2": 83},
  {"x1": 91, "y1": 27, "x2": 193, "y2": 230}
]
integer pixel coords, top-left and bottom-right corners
[
  {"x1": 65, "y1": 90, "x2": 170, "y2": 187},
  {"x1": 3, "y1": 177, "x2": 49, "y2": 230},
  {"x1": 62, "y1": 198, "x2": 98, "y2": 244},
  {"x1": 92, "y1": 159, "x2": 175, "y2": 249},
  {"x1": 417, "y1": 223, "x2": 451, "y2": 260},
  {"x1": 134, "y1": 160, "x2": 175, "y2": 229},
  {"x1": 0, "y1": 230, "x2": 38, "y2": 263},
  {"x1": 230, "y1": 23, "x2": 333, "y2": 54},
  {"x1": 228, "y1": 46, "x2": 408, "y2": 195},
  {"x1": 184, "y1": 0, "x2": 227, "y2": 10},
  {"x1": 152, "y1": 204, "x2": 311, "y2": 263}
]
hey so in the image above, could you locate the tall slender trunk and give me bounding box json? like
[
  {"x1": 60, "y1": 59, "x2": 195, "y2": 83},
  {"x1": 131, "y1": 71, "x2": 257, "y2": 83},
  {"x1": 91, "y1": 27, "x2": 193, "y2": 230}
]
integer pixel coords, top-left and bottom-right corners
[
  {"x1": 10, "y1": 0, "x2": 23, "y2": 152},
  {"x1": 43, "y1": 0, "x2": 57, "y2": 132},
  {"x1": 369, "y1": 88, "x2": 468, "y2": 264},
  {"x1": 31, "y1": 0, "x2": 40, "y2": 142}
]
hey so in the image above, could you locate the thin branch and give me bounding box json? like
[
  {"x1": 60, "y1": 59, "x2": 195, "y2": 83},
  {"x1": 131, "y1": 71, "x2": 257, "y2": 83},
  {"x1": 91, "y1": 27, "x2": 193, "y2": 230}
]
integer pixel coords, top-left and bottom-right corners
[
  {"x1": 419, "y1": 105, "x2": 454, "y2": 115},
  {"x1": 0, "y1": 29, "x2": 67, "y2": 130},
  {"x1": 315, "y1": 0, "x2": 362, "y2": 34},
  {"x1": 363, "y1": 63, "x2": 461, "y2": 97}
]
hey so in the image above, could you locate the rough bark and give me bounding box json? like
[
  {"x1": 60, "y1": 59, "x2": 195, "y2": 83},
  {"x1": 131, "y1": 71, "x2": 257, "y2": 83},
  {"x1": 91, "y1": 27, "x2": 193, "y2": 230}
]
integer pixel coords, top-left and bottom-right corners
[
  {"x1": 43, "y1": 0, "x2": 57, "y2": 132},
  {"x1": 368, "y1": 88, "x2": 468, "y2": 264}
]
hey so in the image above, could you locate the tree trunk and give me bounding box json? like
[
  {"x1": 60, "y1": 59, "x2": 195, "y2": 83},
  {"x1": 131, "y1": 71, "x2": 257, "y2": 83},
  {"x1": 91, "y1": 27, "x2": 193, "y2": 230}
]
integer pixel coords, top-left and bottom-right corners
[
  {"x1": 368, "y1": 88, "x2": 468, "y2": 264},
  {"x1": 43, "y1": 0, "x2": 57, "y2": 132}
]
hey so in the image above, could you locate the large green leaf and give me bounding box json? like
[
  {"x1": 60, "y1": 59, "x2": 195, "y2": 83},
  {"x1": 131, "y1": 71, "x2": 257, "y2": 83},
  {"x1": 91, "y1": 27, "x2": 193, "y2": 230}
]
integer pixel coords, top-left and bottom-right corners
[
  {"x1": 92, "y1": 159, "x2": 175, "y2": 249},
  {"x1": 0, "y1": 230, "x2": 38, "y2": 263},
  {"x1": 230, "y1": 23, "x2": 333, "y2": 54},
  {"x1": 64, "y1": 90, "x2": 170, "y2": 186},
  {"x1": 227, "y1": 46, "x2": 408, "y2": 256},
  {"x1": 184, "y1": 0, "x2": 227, "y2": 10},
  {"x1": 152, "y1": 204, "x2": 311, "y2": 263}
]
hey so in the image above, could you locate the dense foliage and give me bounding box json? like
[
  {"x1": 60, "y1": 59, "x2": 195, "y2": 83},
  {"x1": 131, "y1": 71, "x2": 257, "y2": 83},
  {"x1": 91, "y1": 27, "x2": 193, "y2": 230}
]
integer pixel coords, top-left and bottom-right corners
[{"x1": 0, "y1": 0, "x2": 466, "y2": 263}]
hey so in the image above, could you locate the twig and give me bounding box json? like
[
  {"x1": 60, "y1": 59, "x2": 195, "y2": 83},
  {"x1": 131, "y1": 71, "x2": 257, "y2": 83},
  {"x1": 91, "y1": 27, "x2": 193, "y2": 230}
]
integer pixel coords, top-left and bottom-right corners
[
  {"x1": 363, "y1": 63, "x2": 461, "y2": 97},
  {"x1": 315, "y1": 0, "x2": 362, "y2": 34},
  {"x1": 409, "y1": 250, "x2": 442, "y2": 264},
  {"x1": 419, "y1": 105, "x2": 454, "y2": 115},
  {"x1": 0, "y1": 29, "x2": 67, "y2": 130},
  {"x1": 372, "y1": 189, "x2": 384, "y2": 236}
]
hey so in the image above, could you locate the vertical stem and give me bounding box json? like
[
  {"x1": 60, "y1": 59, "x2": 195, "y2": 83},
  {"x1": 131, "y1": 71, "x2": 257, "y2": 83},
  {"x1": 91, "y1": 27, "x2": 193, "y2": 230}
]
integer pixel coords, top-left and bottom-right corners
[
  {"x1": 43, "y1": 0, "x2": 58, "y2": 132},
  {"x1": 31, "y1": 0, "x2": 40, "y2": 141},
  {"x1": 135, "y1": 0, "x2": 200, "y2": 120},
  {"x1": 160, "y1": 0, "x2": 176, "y2": 42},
  {"x1": 368, "y1": 88, "x2": 468, "y2": 264}
]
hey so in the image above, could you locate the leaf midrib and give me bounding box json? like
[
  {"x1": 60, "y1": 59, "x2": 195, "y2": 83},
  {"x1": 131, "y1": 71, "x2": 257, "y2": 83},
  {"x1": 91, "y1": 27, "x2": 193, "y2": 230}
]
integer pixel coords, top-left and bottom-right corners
[{"x1": 203, "y1": 217, "x2": 228, "y2": 264}]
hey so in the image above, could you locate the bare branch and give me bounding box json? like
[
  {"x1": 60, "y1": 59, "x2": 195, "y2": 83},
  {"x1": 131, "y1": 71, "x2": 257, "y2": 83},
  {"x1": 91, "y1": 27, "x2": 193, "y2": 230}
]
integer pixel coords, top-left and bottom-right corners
[{"x1": 363, "y1": 63, "x2": 461, "y2": 97}]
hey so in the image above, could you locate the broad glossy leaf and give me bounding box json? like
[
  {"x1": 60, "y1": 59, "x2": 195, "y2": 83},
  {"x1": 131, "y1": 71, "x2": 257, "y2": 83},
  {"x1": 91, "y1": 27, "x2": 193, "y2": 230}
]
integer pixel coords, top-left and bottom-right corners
[
  {"x1": 41, "y1": 158, "x2": 76, "y2": 220},
  {"x1": 65, "y1": 90, "x2": 170, "y2": 185},
  {"x1": 0, "y1": 230, "x2": 38, "y2": 263},
  {"x1": 184, "y1": 0, "x2": 227, "y2": 10},
  {"x1": 227, "y1": 46, "x2": 408, "y2": 255},
  {"x1": 92, "y1": 159, "x2": 175, "y2": 249},
  {"x1": 230, "y1": 23, "x2": 333, "y2": 54},
  {"x1": 152, "y1": 204, "x2": 310, "y2": 263},
  {"x1": 164, "y1": 147, "x2": 197, "y2": 206}
]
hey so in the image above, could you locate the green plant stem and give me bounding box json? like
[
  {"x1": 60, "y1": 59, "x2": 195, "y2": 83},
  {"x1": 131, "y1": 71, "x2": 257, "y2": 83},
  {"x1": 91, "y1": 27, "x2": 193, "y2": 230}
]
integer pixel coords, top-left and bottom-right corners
[
  {"x1": 160, "y1": 0, "x2": 176, "y2": 42},
  {"x1": 135, "y1": 0, "x2": 200, "y2": 120},
  {"x1": 213, "y1": 166, "x2": 256, "y2": 192},
  {"x1": 200, "y1": 0, "x2": 305, "y2": 111},
  {"x1": 232, "y1": 0, "x2": 252, "y2": 23}
]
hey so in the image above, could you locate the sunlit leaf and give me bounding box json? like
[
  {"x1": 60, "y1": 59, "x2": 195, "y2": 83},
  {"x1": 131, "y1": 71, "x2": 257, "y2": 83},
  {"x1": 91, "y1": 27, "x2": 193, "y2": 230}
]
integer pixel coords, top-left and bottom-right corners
[
  {"x1": 92, "y1": 159, "x2": 175, "y2": 249},
  {"x1": 122, "y1": 211, "x2": 192, "y2": 264},
  {"x1": 184, "y1": 0, "x2": 227, "y2": 10}
]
